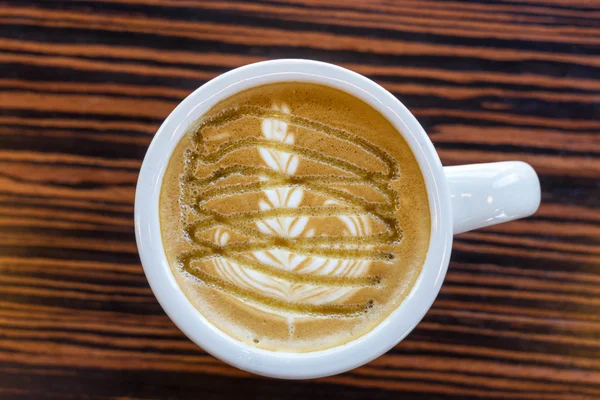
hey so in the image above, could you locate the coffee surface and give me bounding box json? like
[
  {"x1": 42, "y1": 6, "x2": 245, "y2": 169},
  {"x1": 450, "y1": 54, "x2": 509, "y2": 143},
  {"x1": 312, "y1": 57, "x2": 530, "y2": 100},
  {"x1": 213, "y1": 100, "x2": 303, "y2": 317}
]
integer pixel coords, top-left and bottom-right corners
[{"x1": 160, "y1": 82, "x2": 430, "y2": 352}]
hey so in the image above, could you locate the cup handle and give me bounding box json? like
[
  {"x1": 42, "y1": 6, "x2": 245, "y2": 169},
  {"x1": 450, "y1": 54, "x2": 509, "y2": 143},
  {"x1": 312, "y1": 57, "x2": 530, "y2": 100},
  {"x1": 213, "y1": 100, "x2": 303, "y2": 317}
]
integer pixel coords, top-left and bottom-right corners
[{"x1": 444, "y1": 161, "x2": 541, "y2": 235}]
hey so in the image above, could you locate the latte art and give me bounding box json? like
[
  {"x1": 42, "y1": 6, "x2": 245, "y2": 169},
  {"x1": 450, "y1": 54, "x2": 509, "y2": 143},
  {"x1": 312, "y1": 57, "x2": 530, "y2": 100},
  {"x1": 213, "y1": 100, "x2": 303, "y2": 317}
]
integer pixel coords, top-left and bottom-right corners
[
  {"x1": 160, "y1": 83, "x2": 430, "y2": 351},
  {"x1": 178, "y1": 103, "x2": 401, "y2": 321}
]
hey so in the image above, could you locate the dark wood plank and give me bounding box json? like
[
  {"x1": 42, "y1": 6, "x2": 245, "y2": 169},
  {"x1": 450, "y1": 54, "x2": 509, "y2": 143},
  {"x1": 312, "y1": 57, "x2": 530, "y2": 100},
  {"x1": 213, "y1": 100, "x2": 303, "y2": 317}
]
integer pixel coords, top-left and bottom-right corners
[{"x1": 0, "y1": 0, "x2": 598, "y2": 398}]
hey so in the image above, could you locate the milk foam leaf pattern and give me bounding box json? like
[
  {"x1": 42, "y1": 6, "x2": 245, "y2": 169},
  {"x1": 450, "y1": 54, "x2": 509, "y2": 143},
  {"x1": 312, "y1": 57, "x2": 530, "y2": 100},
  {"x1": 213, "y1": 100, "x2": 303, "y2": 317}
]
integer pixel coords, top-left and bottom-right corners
[{"x1": 177, "y1": 104, "x2": 402, "y2": 317}]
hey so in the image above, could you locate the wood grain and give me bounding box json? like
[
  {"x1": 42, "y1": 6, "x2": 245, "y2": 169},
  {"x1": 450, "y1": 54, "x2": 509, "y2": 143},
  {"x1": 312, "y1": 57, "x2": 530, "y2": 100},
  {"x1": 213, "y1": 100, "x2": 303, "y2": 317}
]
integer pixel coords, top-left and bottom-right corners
[{"x1": 0, "y1": 0, "x2": 598, "y2": 398}]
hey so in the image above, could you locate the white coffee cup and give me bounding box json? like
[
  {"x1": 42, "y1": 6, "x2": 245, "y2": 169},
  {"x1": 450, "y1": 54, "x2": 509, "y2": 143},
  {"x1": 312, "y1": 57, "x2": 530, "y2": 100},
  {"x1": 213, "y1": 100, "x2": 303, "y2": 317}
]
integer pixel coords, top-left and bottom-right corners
[{"x1": 135, "y1": 59, "x2": 540, "y2": 379}]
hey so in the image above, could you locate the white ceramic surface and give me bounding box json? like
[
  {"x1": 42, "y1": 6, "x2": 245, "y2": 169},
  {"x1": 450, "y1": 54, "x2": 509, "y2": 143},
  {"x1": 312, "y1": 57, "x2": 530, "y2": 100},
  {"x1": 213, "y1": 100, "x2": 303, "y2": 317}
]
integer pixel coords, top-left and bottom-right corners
[
  {"x1": 445, "y1": 162, "x2": 541, "y2": 235},
  {"x1": 134, "y1": 59, "x2": 541, "y2": 379}
]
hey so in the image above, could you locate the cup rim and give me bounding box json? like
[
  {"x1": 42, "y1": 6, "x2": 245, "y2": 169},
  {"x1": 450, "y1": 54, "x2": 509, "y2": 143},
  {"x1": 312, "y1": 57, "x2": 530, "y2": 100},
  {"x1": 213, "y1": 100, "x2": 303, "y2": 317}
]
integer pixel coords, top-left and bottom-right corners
[{"x1": 134, "y1": 59, "x2": 452, "y2": 379}]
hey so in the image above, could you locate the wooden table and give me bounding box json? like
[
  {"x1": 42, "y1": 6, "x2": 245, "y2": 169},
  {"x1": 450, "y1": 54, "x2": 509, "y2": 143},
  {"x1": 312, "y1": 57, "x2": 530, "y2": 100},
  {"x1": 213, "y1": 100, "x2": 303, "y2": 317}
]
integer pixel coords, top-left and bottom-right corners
[{"x1": 1, "y1": 1, "x2": 599, "y2": 399}]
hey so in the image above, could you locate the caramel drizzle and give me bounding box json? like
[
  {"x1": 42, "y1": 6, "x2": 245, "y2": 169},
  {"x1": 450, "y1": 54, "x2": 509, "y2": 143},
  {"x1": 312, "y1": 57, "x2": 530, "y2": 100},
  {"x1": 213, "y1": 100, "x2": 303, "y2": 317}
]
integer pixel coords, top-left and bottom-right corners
[
  {"x1": 176, "y1": 106, "x2": 402, "y2": 317},
  {"x1": 192, "y1": 106, "x2": 400, "y2": 180},
  {"x1": 180, "y1": 250, "x2": 380, "y2": 287},
  {"x1": 179, "y1": 253, "x2": 373, "y2": 317},
  {"x1": 184, "y1": 164, "x2": 398, "y2": 206},
  {"x1": 185, "y1": 207, "x2": 400, "y2": 250}
]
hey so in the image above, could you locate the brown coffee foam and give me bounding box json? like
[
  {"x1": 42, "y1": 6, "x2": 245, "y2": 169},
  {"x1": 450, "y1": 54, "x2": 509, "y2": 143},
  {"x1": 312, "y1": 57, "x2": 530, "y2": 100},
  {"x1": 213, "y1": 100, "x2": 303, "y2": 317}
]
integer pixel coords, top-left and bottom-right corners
[{"x1": 159, "y1": 82, "x2": 430, "y2": 352}]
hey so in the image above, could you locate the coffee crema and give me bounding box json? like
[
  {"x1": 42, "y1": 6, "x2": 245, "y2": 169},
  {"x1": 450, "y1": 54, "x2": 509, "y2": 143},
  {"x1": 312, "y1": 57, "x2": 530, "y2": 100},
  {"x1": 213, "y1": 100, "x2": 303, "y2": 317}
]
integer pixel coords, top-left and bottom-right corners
[{"x1": 160, "y1": 82, "x2": 430, "y2": 352}]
